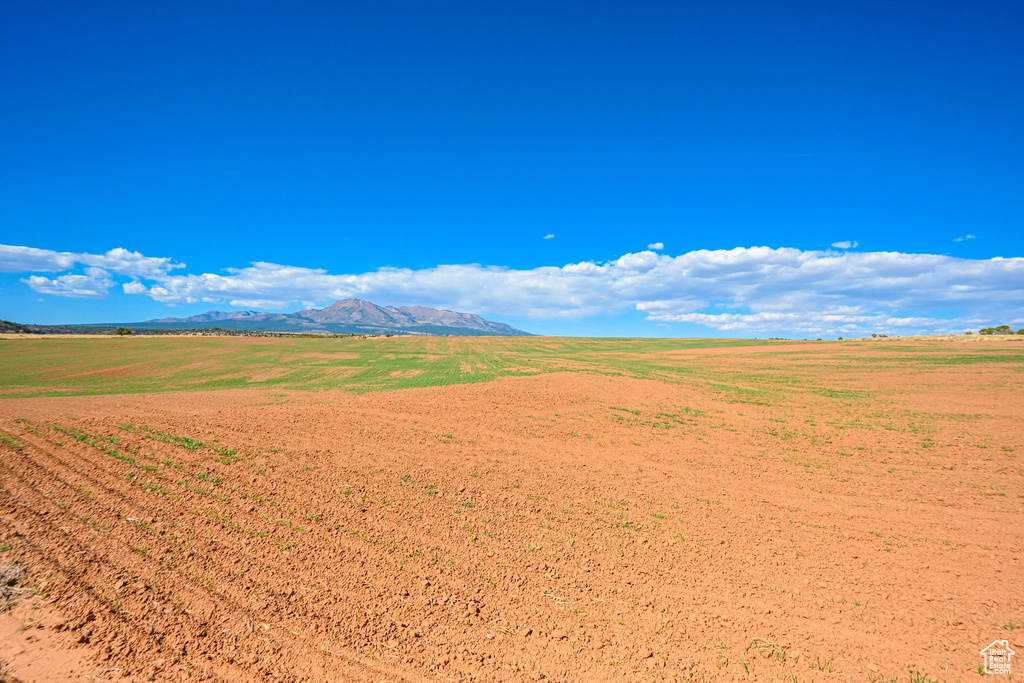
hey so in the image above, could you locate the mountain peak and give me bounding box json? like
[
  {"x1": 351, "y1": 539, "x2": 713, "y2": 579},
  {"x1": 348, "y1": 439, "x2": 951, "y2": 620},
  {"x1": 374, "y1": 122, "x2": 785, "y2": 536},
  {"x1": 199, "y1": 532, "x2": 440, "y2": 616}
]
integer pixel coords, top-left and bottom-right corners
[{"x1": 143, "y1": 299, "x2": 530, "y2": 336}]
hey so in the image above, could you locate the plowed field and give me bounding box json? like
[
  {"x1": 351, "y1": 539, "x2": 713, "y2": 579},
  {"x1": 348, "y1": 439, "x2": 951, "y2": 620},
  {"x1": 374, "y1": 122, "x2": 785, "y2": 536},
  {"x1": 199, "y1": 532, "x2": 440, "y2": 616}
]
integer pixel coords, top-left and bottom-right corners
[{"x1": 1, "y1": 336, "x2": 1022, "y2": 681}]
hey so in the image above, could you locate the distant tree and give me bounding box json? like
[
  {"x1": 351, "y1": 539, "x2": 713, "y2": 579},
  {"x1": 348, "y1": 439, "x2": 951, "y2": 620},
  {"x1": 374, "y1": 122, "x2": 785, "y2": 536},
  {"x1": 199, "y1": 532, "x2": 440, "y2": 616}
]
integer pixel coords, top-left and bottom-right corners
[
  {"x1": 114, "y1": 327, "x2": 132, "y2": 336},
  {"x1": 964, "y1": 330, "x2": 973, "y2": 335},
  {"x1": 837, "y1": 336, "x2": 843, "y2": 340},
  {"x1": 871, "y1": 333, "x2": 877, "y2": 338},
  {"x1": 0, "y1": 319, "x2": 34, "y2": 334}
]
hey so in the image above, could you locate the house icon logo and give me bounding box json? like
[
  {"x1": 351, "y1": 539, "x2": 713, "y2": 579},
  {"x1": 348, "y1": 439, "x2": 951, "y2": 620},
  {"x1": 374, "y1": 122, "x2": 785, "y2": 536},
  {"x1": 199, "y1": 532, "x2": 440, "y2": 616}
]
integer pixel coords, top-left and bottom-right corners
[{"x1": 980, "y1": 639, "x2": 1015, "y2": 675}]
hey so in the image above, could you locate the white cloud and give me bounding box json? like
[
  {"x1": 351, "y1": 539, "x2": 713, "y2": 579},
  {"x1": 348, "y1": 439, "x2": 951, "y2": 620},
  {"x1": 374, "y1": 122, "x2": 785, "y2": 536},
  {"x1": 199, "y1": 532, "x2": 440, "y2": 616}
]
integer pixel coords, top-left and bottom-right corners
[
  {"x1": 117, "y1": 246, "x2": 1024, "y2": 335},
  {"x1": 831, "y1": 240, "x2": 859, "y2": 249},
  {"x1": 23, "y1": 268, "x2": 114, "y2": 298},
  {"x1": 5, "y1": 242, "x2": 1023, "y2": 336},
  {"x1": 543, "y1": 234, "x2": 555, "y2": 240},
  {"x1": 0, "y1": 245, "x2": 78, "y2": 273},
  {"x1": 0, "y1": 244, "x2": 183, "y2": 278},
  {"x1": 83, "y1": 247, "x2": 184, "y2": 279},
  {"x1": 4, "y1": 243, "x2": 182, "y2": 300},
  {"x1": 639, "y1": 310, "x2": 959, "y2": 336},
  {"x1": 647, "y1": 242, "x2": 664, "y2": 250},
  {"x1": 954, "y1": 234, "x2": 976, "y2": 242}
]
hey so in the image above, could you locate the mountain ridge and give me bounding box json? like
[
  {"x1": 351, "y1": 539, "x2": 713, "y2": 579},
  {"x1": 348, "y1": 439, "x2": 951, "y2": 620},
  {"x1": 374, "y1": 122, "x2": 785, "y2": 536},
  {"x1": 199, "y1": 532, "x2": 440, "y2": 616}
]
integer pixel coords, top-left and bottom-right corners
[{"x1": 140, "y1": 298, "x2": 530, "y2": 336}]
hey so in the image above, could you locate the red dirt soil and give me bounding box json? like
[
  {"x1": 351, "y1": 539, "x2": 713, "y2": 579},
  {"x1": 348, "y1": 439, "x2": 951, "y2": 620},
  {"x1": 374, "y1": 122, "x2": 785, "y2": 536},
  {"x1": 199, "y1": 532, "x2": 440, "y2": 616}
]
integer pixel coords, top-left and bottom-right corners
[{"x1": 1, "y1": 351, "x2": 1023, "y2": 681}]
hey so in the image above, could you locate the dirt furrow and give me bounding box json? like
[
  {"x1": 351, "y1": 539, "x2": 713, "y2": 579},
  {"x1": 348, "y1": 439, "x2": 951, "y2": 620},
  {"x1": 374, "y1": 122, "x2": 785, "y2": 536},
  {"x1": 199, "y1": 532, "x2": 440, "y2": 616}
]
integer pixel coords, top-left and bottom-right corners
[
  {"x1": 1, "y1": 439, "x2": 426, "y2": 681},
  {"x1": 1, "y1": 361, "x2": 1022, "y2": 680}
]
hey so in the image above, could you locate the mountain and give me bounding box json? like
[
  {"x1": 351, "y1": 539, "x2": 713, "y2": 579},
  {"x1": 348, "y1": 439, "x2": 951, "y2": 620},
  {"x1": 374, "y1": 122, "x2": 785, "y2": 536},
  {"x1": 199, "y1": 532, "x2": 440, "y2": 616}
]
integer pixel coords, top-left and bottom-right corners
[
  {"x1": 148, "y1": 310, "x2": 290, "y2": 323},
  {"x1": 297, "y1": 299, "x2": 417, "y2": 326},
  {"x1": 131, "y1": 299, "x2": 531, "y2": 336}
]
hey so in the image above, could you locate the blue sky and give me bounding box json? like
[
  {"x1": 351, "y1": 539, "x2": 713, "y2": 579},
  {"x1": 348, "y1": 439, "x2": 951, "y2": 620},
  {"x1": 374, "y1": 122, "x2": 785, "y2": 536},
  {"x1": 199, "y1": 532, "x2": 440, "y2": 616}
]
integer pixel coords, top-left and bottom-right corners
[{"x1": 1, "y1": 0, "x2": 1021, "y2": 336}]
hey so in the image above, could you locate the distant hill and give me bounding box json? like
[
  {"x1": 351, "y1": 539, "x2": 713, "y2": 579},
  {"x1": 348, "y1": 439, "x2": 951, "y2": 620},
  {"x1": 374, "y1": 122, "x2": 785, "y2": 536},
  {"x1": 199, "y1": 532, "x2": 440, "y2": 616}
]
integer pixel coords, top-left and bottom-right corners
[
  {"x1": 0, "y1": 319, "x2": 121, "y2": 335},
  {"x1": 133, "y1": 298, "x2": 531, "y2": 336}
]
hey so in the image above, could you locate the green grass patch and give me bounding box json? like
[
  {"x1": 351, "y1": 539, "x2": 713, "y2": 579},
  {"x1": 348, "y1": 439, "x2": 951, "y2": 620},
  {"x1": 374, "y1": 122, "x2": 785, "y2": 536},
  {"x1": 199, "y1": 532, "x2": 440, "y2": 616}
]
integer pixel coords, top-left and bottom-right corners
[{"x1": 3, "y1": 336, "x2": 1021, "y2": 401}]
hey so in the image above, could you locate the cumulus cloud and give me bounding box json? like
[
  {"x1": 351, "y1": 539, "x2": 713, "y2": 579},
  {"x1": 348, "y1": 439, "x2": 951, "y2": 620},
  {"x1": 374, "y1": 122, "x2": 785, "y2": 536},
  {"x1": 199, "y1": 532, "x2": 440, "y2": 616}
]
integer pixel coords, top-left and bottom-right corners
[
  {"x1": 647, "y1": 242, "x2": 664, "y2": 250},
  {"x1": 0, "y1": 245, "x2": 78, "y2": 273},
  {"x1": 23, "y1": 267, "x2": 114, "y2": 298},
  {"x1": 4, "y1": 243, "x2": 183, "y2": 300},
  {"x1": 113, "y1": 247, "x2": 1024, "y2": 335},
  {"x1": 543, "y1": 234, "x2": 555, "y2": 240},
  {"x1": 83, "y1": 247, "x2": 185, "y2": 279},
  {"x1": 4, "y1": 242, "x2": 1023, "y2": 336},
  {"x1": 954, "y1": 235, "x2": 976, "y2": 242},
  {"x1": 0, "y1": 244, "x2": 183, "y2": 278},
  {"x1": 831, "y1": 240, "x2": 859, "y2": 249}
]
